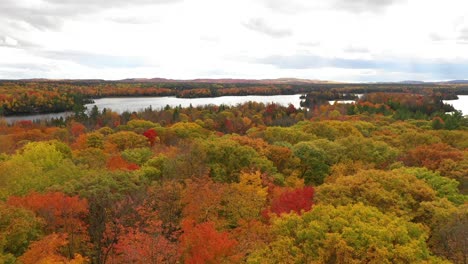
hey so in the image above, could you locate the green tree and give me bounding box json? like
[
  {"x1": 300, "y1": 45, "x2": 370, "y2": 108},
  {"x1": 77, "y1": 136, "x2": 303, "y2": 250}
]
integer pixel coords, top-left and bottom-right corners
[
  {"x1": 204, "y1": 137, "x2": 275, "y2": 183},
  {"x1": 86, "y1": 132, "x2": 105, "y2": 149},
  {"x1": 396, "y1": 167, "x2": 466, "y2": 205},
  {"x1": 0, "y1": 202, "x2": 44, "y2": 262},
  {"x1": 121, "y1": 147, "x2": 153, "y2": 165},
  {"x1": 337, "y1": 136, "x2": 398, "y2": 167},
  {"x1": 0, "y1": 141, "x2": 82, "y2": 199},
  {"x1": 106, "y1": 131, "x2": 149, "y2": 151},
  {"x1": 15, "y1": 141, "x2": 67, "y2": 170},
  {"x1": 292, "y1": 142, "x2": 330, "y2": 185}
]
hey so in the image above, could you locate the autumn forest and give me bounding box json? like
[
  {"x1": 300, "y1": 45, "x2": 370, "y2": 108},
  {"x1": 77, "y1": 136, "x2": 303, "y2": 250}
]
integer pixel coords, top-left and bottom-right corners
[{"x1": 0, "y1": 80, "x2": 467, "y2": 264}]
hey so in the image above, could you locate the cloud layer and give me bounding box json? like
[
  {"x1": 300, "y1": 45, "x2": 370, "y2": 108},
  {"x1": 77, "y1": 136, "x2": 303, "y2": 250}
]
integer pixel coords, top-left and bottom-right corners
[
  {"x1": 243, "y1": 18, "x2": 292, "y2": 38},
  {"x1": 0, "y1": 0, "x2": 467, "y2": 81}
]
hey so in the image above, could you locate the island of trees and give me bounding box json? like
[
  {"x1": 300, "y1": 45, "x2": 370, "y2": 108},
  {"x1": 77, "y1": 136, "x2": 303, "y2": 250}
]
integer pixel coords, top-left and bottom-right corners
[{"x1": 0, "y1": 80, "x2": 467, "y2": 263}]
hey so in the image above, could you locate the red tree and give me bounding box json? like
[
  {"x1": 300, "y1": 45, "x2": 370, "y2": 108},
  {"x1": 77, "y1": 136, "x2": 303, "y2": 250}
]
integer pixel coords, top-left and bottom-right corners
[
  {"x1": 8, "y1": 192, "x2": 89, "y2": 258},
  {"x1": 143, "y1": 128, "x2": 158, "y2": 146},
  {"x1": 179, "y1": 220, "x2": 239, "y2": 264},
  {"x1": 105, "y1": 195, "x2": 180, "y2": 264},
  {"x1": 264, "y1": 186, "x2": 314, "y2": 217},
  {"x1": 112, "y1": 227, "x2": 179, "y2": 264},
  {"x1": 106, "y1": 155, "x2": 140, "y2": 171},
  {"x1": 70, "y1": 122, "x2": 86, "y2": 138}
]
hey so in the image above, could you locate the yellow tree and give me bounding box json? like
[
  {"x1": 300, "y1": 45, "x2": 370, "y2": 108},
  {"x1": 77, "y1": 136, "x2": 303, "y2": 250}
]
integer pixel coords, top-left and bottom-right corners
[
  {"x1": 248, "y1": 204, "x2": 449, "y2": 264},
  {"x1": 18, "y1": 234, "x2": 88, "y2": 264},
  {"x1": 223, "y1": 171, "x2": 268, "y2": 227},
  {"x1": 316, "y1": 169, "x2": 437, "y2": 220}
]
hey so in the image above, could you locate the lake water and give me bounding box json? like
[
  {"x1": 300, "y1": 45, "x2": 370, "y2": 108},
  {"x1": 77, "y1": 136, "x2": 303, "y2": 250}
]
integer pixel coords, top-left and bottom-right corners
[
  {"x1": 86, "y1": 94, "x2": 303, "y2": 113},
  {"x1": 3, "y1": 112, "x2": 74, "y2": 124},
  {"x1": 2, "y1": 94, "x2": 303, "y2": 124},
  {"x1": 443, "y1": 95, "x2": 468, "y2": 116},
  {"x1": 2, "y1": 94, "x2": 467, "y2": 124},
  {"x1": 328, "y1": 100, "x2": 357, "y2": 104}
]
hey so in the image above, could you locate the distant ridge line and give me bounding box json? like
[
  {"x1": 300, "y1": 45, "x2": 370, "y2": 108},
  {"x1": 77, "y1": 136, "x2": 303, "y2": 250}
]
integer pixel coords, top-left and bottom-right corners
[{"x1": 1, "y1": 78, "x2": 467, "y2": 84}]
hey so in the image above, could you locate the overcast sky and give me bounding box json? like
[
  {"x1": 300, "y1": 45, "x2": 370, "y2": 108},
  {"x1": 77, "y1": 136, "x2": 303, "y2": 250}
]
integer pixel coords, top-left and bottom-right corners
[{"x1": 1, "y1": 0, "x2": 467, "y2": 81}]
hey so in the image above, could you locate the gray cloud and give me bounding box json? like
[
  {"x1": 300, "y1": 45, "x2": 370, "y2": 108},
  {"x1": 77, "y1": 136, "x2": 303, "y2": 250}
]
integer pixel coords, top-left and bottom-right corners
[
  {"x1": 43, "y1": 0, "x2": 170, "y2": 6},
  {"x1": 243, "y1": 18, "x2": 292, "y2": 38},
  {"x1": 344, "y1": 46, "x2": 369, "y2": 53},
  {"x1": 200, "y1": 35, "x2": 220, "y2": 43},
  {"x1": 0, "y1": 62, "x2": 55, "y2": 72},
  {"x1": 0, "y1": 35, "x2": 39, "y2": 48},
  {"x1": 299, "y1": 41, "x2": 320, "y2": 47},
  {"x1": 258, "y1": 54, "x2": 367, "y2": 69},
  {"x1": 0, "y1": 0, "x2": 179, "y2": 31},
  {"x1": 332, "y1": 0, "x2": 405, "y2": 13},
  {"x1": 257, "y1": 54, "x2": 468, "y2": 79},
  {"x1": 36, "y1": 50, "x2": 150, "y2": 68},
  {"x1": 263, "y1": 0, "x2": 310, "y2": 14},
  {"x1": 0, "y1": 69, "x2": 45, "y2": 80},
  {"x1": 0, "y1": 1, "x2": 63, "y2": 30},
  {"x1": 429, "y1": 33, "x2": 446, "y2": 41},
  {"x1": 109, "y1": 16, "x2": 159, "y2": 25},
  {"x1": 458, "y1": 27, "x2": 468, "y2": 43},
  {"x1": 0, "y1": 35, "x2": 18, "y2": 47},
  {"x1": 430, "y1": 29, "x2": 468, "y2": 44},
  {"x1": 262, "y1": 0, "x2": 404, "y2": 13},
  {"x1": 0, "y1": 49, "x2": 149, "y2": 79},
  {"x1": 0, "y1": 61, "x2": 58, "y2": 79}
]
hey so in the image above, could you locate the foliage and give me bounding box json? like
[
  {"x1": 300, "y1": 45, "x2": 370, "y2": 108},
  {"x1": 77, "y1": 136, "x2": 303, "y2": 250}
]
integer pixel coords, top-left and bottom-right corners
[
  {"x1": 248, "y1": 203, "x2": 446, "y2": 264},
  {"x1": 0, "y1": 202, "x2": 44, "y2": 261},
  {"x1": 7, "y1": 192, "x2": 89, "y2": 258},
  {"x1": 429, "y1": 205, "x2": 468, "y2": 264},
  {"x1": 396, "y1": 167, "x2": 467, "y2": 205},
  {"x1": 106, "y1": 131, "x2": 149, "y2": 150},
  {"x1": 121, "y1": 147, "x2": 153, "y2": 165},
  {"x1": 402, "y1": 143, "x2": 464, "y2": 171},
  {"x1": 292, "y1": 142, "x2": 330, "y2": 185},
  {"x1": 0, "y1": 142, "x2": 82, "y2": 199},
  {"x1": 179, "y1": 220, "x2": 239, "y2": 264},
  {"x1": 223, "y1": 171, "x2": 268, "y2": 226},
  {"x1": 18, "y1": 233, "x2": 87, "y2": 264},
  {"x1": 316, "y1": 170, "x2": 437, "y2": 221},
  {"x1": 0, "y1": 89, "x2": 466, "y2": 263},
  {"x1": 264, "y1": 186, "x2": 314, "y2": 217},
  {"x1": 203, "y1": 137, "x2": 275, "y2": 182}
]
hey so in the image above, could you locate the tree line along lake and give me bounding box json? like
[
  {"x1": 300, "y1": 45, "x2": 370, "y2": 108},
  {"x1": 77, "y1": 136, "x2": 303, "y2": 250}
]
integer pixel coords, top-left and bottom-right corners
[{"x1": 2, "y1": 94, "x2": 468, "y2": 124}]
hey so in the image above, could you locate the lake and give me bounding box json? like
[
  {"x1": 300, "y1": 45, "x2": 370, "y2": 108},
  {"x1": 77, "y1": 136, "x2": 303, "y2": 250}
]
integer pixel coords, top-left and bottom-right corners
[
  {"x1": 2, "y1": 94, "x2": 303, "y2": 124},
  {"x1": 2, "y1": 94, "x2": 468, "y2": 124},
  {"x1": 2, "y1": 111, "x2": 74, "y2": 124},
  {"x1": 86, "y1": 94, "x2": 303, "y2": 113},
  {"x1": 443, "y1": 95, "x2": 468, "y2": 116}
]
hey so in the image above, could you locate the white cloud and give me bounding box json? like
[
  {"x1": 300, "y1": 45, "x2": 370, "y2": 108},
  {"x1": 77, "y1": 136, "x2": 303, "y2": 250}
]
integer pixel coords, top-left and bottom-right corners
[
  {"x1": 0, "y1": 36, "x2": 19, "y2": 47},
  {"x1": 243, "y1": 18, "x2": 292, "y2": 38},
  {"x1": 4, "y1": 36, "x2": 18, "y2": 46}
]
